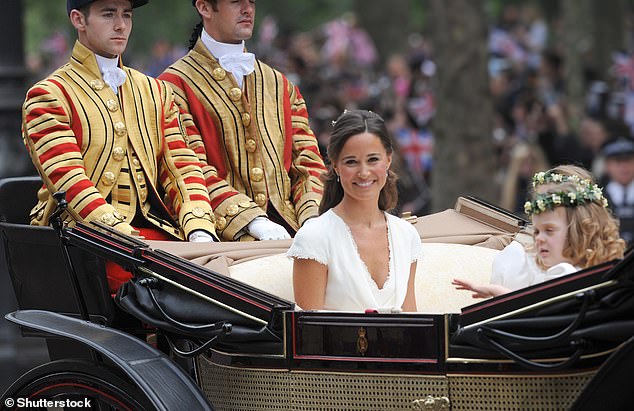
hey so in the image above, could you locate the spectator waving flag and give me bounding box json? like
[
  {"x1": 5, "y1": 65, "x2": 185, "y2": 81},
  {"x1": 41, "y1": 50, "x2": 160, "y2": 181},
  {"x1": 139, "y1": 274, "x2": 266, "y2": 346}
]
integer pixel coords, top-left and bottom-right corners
[
  {"x1": 396, "y1": 127, "x2": 434, "y2": 174},
  {"x1": 612, "y1": 51, "x2": 634, "y2": 90}
]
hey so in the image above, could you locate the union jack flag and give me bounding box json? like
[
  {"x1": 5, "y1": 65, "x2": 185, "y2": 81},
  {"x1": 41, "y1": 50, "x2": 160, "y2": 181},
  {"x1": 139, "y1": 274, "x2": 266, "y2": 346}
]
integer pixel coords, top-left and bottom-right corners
[
  {"x1": 407, "y1": 92, "x2": 435, "y2": 127},
  {"x1": 396, "y1": 127, "x2": 434, "y2": 174},
  {"x1": 612, "y1": 52, "x2": 634, "y2": 90}
]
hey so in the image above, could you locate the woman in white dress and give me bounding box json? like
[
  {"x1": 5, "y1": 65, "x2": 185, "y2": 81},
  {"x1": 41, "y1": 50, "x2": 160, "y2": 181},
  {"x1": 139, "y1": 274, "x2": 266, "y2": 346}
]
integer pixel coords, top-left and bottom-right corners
[{"x1": 287, "y1": 110, "x2": 422, "y2": 311}]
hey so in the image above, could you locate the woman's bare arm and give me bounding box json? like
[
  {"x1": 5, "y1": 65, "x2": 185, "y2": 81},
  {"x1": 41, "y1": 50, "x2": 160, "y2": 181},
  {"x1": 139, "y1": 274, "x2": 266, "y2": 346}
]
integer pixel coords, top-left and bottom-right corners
[
  {"x1": 293, "y1": 258, "x2": 328, "y2": 310},
  {"x1": 401, "y1": 261, "x2": 418, "y2": 312}
]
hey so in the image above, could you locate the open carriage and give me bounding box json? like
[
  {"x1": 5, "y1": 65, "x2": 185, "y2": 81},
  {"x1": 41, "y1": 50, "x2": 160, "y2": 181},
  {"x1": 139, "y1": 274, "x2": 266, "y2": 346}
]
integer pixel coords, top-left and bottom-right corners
[{"x1": 1, "y1": 176, "x2": 633, "y2": 410}]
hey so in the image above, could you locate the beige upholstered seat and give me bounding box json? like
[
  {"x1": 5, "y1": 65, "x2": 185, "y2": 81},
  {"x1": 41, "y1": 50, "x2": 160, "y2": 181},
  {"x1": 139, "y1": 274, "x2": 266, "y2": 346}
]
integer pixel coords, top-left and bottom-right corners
[
  {"x1": 148, "y1": 205, "x2": 514, "y2": 313},
  {"x1": 228, "y1": 242, "x2": 498, "y2": 313}
]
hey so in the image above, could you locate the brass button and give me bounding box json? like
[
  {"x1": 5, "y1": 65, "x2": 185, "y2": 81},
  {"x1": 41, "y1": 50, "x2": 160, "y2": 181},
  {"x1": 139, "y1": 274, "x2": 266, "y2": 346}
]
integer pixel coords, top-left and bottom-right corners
[
  {"x1": 106, "y1": 99, "x2": 119, "y2": 112},
  {"x1": 255, "y1": 193, "x2": 267, "y2": 206},
  {"x1": 251, "y1": 167, "x2": 264, "y2": 182},
  {"x1": 101, "y1": 213, "x2": 116, "y2": 226},
  {"x1": 114, "y1": 121, "x2": 127, "y2": 136},
  {"x1": 212, "y1": 67, "x2": 226, "y2": 81},
  {"x1": 229, "y1": 87, "x2": 242, "y2": 101},
  {"x1": 137, "y1": 173, "x2": 144, "y2": 182},
  {"x1": 90, "y1": 79, "x2": 104, "y2": 90},
  {"x1": 102, "y1": 171, "x2": 116, "y2": 185},
  {"x1": 132, "y1": 158, "x2": 140, "y2": 167},
  {"x1": 241, "y1": 112, "x2": 251, "y2": 127},
  {"x1": 238, "y1": 200, "x2": 251, "y2": 208},
  {"x1": 112, "y1": 146, "x2": 125, "y2": 161},
  {"x1": 216, "y1": 216, "x2": 227, "y2": 230},
  {"x1": 192, "y1": 207, "x2": 206, "y2": 218},
  {"x1": 226, "y1": 204, "x2": 239, "y2": 216},
  {"x1": 245, "y1": 139, "x2": 257, "y2": 153},
  {"x1": 140, "y1": 189, "x2": 147, "y2": 202}
]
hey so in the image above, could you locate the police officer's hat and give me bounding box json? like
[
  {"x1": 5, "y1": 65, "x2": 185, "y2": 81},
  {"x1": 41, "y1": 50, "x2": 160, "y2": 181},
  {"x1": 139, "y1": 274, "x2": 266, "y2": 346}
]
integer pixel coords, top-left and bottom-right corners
[
  {"x1": 602, "y1": 136, "x2": 634, "y2": 159},
  {"x1": 67, "y1": 0, "x2": 149, "y2": 15}
]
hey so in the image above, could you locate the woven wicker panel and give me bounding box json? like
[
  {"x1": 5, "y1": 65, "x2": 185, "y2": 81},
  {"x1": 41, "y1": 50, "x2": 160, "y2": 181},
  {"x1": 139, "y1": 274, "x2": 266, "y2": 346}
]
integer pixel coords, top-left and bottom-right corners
[
  {"x1": 197, "y1": 357, "x2": 449, "y2": 411},
  {"x1": 291, "y1": 371, "x2": 448, "y2": 410},
  {"x1": 448, "y1": 373, "x2": 595, "y2": 410},
  {"x1": 197, "y1": 357, "x2": 292, "y2": 410}
]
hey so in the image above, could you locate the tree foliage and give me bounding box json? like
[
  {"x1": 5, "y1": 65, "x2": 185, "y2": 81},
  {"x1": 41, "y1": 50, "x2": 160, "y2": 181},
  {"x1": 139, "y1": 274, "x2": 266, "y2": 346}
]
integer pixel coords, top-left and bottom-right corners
[{"x1": 23, "y1": 0, "x2": 359, "y2": 58}]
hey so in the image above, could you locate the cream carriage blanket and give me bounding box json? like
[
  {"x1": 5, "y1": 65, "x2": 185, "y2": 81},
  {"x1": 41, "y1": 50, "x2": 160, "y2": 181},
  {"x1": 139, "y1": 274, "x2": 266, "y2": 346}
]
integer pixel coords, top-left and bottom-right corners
[{"x1": 146, "y1": 209, "x2": 510, "y2": 313}]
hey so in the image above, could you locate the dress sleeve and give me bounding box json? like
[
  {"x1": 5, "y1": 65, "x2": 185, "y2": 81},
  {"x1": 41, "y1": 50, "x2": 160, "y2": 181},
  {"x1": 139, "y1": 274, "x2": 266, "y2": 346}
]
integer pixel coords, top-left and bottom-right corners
[
  {"x1": 408, "y1": 223, "x2": 423, "y2": 263},
  {"x1": 543, "y1": 263, "x2": 579, "y2": 282},
  {"x1": 286, "y1": 218, "x2": 329, "y2": 265},
  {"x1": 490, "y1": 240, "x2": 531, "y2": 290}
]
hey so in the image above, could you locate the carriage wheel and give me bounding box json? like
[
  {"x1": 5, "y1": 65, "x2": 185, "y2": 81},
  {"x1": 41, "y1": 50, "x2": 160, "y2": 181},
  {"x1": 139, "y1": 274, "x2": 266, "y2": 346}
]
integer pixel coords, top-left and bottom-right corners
[{"x1": 2, "y1": 359, "x2": 154, "y2": 410}]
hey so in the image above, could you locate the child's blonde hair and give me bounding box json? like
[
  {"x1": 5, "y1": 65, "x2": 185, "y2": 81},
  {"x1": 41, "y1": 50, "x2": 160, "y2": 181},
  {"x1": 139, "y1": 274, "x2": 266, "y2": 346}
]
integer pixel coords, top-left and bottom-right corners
[{"x1": 531, "y1": 164, "x2": 625, "y2": 269}]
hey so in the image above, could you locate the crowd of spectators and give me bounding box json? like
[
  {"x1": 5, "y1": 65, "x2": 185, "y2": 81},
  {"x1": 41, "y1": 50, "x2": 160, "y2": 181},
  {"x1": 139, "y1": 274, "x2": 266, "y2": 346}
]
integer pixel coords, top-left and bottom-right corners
[{"x1": 26, "y1": 4, "x2": 634, "y2": 243}]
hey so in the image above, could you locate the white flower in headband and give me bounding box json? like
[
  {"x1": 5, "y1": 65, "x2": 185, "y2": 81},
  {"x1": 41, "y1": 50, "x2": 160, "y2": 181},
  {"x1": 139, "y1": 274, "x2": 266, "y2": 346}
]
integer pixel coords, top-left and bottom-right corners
[
  {"x1": 532, "y1": 170, "x2": 593, "y2": 188},
  {"x1": 525, "y1": 184, "x2": 609, "y2": 216}
]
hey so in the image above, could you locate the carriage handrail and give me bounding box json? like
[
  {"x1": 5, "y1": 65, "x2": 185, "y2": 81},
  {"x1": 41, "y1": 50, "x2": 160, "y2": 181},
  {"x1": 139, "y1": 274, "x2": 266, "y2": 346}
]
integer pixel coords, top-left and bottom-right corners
[
  {"x1": 49, "y1": 190, "x2": 91, "y2": 323},
  {"x1": 476, "y1": 290, "x2": 595, "y2": 347}
]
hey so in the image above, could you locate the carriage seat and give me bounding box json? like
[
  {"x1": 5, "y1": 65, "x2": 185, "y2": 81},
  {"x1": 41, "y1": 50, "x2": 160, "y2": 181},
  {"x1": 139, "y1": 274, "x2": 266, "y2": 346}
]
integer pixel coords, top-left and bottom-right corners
[
  {"x1": 228, "y1": 243, "x2": 498, "y2": 313},
  {"x1": 0, "y1": 176, "x2": 116, "y2": 326}
]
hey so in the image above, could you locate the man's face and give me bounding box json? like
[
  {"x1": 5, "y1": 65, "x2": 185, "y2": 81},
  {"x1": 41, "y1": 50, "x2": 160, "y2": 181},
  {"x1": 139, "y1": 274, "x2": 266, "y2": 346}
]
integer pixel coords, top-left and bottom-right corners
[
  {"x1": 72, "y1": 0, "x2": 133, "y2": 58},
  {"x1": 202, "y1": 0, "x2": 255, "y2": 44},
  {"x1": 605, "y1": 155, "x2": 634, "y2": 186}
]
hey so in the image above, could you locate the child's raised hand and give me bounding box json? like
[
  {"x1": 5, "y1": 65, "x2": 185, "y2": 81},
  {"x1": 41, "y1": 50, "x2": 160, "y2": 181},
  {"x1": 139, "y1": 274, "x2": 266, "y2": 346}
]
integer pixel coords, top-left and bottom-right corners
[{"x1": 452, "y1": 278, "x2": 501, "y2": 299}]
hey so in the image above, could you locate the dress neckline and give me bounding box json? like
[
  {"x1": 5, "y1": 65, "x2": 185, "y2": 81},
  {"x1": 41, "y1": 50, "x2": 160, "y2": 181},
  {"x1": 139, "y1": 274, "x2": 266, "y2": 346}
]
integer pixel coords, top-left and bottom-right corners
[{"x1": 330, "y1": 210, "x2": 393, "y2": 291}]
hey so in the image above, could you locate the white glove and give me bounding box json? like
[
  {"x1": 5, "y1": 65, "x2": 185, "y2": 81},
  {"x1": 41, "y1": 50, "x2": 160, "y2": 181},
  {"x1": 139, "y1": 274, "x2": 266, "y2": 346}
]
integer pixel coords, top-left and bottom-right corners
[
  {"x1": 188, "y1": 230, "x2": 216, "y2": 243},
  {"x1": 247, "y1": 217, "x2": 291, "y2": 240}
]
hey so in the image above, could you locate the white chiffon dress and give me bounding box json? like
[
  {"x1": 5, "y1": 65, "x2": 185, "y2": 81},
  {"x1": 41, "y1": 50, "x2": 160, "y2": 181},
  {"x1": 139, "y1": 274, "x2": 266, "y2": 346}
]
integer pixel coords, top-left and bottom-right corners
[{"x1": 287, "y1": 209, "x2": 423, "y2": 311}]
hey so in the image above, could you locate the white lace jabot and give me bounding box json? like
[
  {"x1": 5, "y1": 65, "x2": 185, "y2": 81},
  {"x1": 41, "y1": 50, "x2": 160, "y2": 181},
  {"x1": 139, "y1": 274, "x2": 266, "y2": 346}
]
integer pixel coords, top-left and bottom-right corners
[
  {"x1": 95, "y1": 54, "x2": 126, "y2": 94},
  {"x1": 201, "y1": 29, "x2": 255, "y2": 88}
]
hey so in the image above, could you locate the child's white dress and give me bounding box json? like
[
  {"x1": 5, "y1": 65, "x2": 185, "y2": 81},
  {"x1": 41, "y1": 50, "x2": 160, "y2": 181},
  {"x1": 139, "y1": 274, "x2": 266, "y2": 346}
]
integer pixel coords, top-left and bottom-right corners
[{"x1": 490, "y1": 240, "x2": 579, "y2": 291}]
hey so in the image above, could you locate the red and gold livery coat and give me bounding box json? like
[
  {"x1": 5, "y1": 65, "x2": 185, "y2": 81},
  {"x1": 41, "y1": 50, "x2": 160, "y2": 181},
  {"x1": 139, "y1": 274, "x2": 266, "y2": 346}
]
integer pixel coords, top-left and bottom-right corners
[
  {"x1": 160, "y1": 40, "x2": 326, "y2": 240},
  {"x1": 22, "y1": 41, "x2": 217, "y2": 240}
]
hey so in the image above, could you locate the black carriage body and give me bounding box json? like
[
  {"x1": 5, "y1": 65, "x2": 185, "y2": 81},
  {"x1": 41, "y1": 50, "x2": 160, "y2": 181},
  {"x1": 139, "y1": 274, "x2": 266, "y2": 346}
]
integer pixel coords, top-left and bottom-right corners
[{"x1": 3, "y1": 177, "x2": 634, "y2": 410}]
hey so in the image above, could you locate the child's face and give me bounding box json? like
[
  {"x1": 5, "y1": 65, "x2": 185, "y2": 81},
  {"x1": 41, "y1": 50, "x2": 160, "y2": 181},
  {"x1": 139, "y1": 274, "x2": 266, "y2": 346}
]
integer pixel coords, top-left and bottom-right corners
[{"x1": 532, "y1": 207, "x2": 570, "y2": 268}]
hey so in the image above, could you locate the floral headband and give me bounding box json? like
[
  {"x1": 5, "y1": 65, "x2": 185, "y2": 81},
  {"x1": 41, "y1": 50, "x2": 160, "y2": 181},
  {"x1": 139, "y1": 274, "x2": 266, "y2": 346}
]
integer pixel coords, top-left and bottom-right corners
[
  {"x1": 532, "y1": 171, "x2": 593, "y2": 188},
  {"x1": 524, "y1": 171, "x2": 609, "y2": 216}
]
